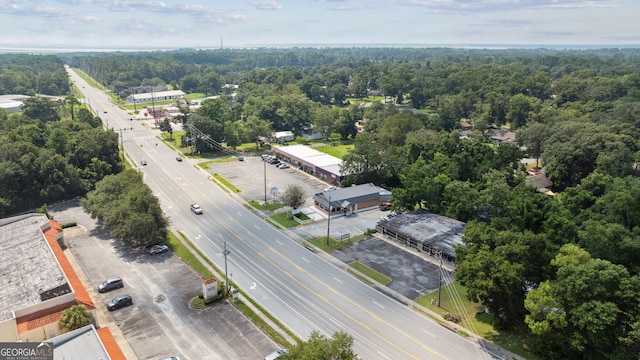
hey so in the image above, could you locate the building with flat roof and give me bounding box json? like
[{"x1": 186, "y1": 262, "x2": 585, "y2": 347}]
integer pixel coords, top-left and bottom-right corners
[
  {"x1": 0, "y1": 214, "x2": 95, "y2": 342},
  {"x1": 126, "y1": 90, "x2": 185, "y2": 104},
  {"x1": 272, "y1": 144, "x2": 344, "y2": 185},
  {"x1": 376, "y1": 209, "x2": 465, "y2": 262},
  {"x1": 0, "y1": 94, "x2": 29, "y2": 113}
]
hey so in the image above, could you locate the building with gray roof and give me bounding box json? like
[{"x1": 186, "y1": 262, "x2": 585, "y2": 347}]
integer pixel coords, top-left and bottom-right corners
[
  {"x1": 49, "y1": 324, "x2": 111, "y2": 360},
  {"x1": 313, "y1": 183, "x2": 390, "y2": 216},
  {"x1": 376, "y1": 209, "x2": 465, "y2": 262}
]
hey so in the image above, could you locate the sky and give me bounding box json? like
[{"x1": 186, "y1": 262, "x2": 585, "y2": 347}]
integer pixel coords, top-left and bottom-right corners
[{"x1": 0, "y1": 0, "x2": 639, "y2": 51}]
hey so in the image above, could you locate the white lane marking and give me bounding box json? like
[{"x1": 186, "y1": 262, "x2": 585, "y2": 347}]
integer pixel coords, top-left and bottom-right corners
[
  {"x1": 237, "y1": 211, "x2": 242, "y2": 217},
  {"x1": 376, "y1": 351, "x2": 393, "y2": 360},
  {"x1": 276, "y1": 240, "x2": 283, "y2": 245},
  {"x1": 255, "y1": 224, "x2": 261, "y2": 230},
  {"x1": 421, "y1": 328, "x2": 435, "y2": 337},
  {"x1": 373, "y1": 301, "x2": 385, "y2": 309},
  {"x1": 250, "y1": 282, "x2": 257, "y2": 290},
  {"x1": 302, "y1": 257, "x2": 310, "y2": 263},
  {"x1": 334, "y1": 277, "x2": 343, "y2": 284}
]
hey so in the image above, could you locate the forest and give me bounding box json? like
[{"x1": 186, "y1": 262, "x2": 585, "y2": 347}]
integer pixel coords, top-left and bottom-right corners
[{"x1": 2, "y1": 47, "x2": 640, "y2": 359}]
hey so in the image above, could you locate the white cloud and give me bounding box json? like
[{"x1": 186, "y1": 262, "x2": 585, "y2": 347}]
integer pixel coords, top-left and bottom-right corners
[{"x1": 250, "y1": 1, "x2": 284, "y2": 11}]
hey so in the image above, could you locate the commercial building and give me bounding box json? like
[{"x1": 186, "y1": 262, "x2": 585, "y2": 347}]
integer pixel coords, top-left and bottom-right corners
[
  {"x1": 313, "y1": 183, "x2": 391, "y2": 217},
  {"x1": 125, "y1": 90, "x2": 185, "y2": 104},
  {"x1": 376, "y1": 209, "x2": 464, "y2": 262},
  {"x1": 272, "y1": 144, "x2": 343, "y2": 185},
  {"x1": 0, "y1": 213, "x2": 124, "y2": 359}
]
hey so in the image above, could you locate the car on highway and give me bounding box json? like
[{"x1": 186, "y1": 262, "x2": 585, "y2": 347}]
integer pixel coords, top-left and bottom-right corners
[
  {"x1": 176, "y1": 156, "x2": 183, "y2": 162},
  {"x1": 190, "y1": 204, "x2": 203, "y2": 214},
  {"x1": 97, "y1": 277, "x2": 124, "y2": 293},
  {"x1": 141, "y1": 159, "x2": 147, "y2": 166},
  {"x1": 107, "y1": 294, "x2": 133, "y2": 311},
  {"x1": 148, "y1": 244, "x2": 170, "y2": 255}
]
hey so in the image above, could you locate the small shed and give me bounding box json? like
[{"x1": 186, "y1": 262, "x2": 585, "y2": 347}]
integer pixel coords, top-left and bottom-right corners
[{"x1": 274, "y1": 131, "x2": 295, "y2": 143}]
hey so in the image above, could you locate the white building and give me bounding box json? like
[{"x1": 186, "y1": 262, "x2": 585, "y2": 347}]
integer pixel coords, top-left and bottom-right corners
[{"x1": 126, "y1": 90, "x2": 185, "y2": 104}]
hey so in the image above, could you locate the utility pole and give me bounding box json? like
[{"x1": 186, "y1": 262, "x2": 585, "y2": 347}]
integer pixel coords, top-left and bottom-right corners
[
  {"x1": 223, "y1": 241, "x2": 231, "y2": 296},
  {"x1": 119, "y1": 128, "x2": 124, "y2": 161},
  {"x1": 264, "y1": 160, "x2": 267, "y2": 203},
  {"x1": 437, "y1": 251, "x2": 443, "y2": 307},
  {"x1": 326, "y1": 195, "x2": 331, "y2": 246}
]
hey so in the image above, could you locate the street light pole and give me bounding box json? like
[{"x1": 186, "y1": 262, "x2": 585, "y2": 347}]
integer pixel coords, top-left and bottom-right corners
[
  {"x1": 264, "y1": 160, "x2": 267, "y2": 203},
  {"x1": 326, "y1": 195, "x2": 331, "y2": 246},
  {"x1": 223, "y1": 241, "x2": 230, "y2": 296}
]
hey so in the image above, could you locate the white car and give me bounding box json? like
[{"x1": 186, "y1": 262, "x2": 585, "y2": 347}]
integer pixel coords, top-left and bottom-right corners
[
  {"x1": 277, "y1": 163, "x2": 290, "y2": 169},
  {"x1": 264, "y1": 349, "x2": 288, "y2": 360},
  {"x1": 190, "y1": 204, "x2": 203, "y2": 214}
]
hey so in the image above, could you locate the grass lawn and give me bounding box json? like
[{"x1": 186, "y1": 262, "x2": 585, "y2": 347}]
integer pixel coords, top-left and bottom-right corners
[
  {"x1": 346, "y1": 96, "x2": 384, "y2": 104},
  {"x1": 348, "y1": 261, "x2": 391, "y2": 285},
  {"x1": 314, "y1": 144, "x2": 354, "y2": 159},
  {"x1": 212, "y1": 174, "x2": 241, "y2": 193},
  {"x1": 416, "y1": 282, "x2": 540, "y2": 360},
  {"x1": 248, "y1": 200, "x2": 284, "y2": 211},
  {"x1": 166, "y1": 232, "x2": 215, "y2": 279},
  {"x1": 271, "y1": 212, "x2": 300, "y2": 228}
]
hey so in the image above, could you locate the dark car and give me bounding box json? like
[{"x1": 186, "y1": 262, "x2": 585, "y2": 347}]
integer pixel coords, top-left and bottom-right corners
[
  {"x1": 176, "y1": 156, "x2": 183, "y2": 162},
  {"x1": 107, "y1": 294, "x2": 133, "y2": 311},
  {"x1": 98, "y1": 277, "x2": 124, "y2": 293},
  {"x1": 379, "y1": 202, "x2": 392, "y2": 211},
  {"x1": 149, "y1": 244, "x2": 169, "y2": 255}
]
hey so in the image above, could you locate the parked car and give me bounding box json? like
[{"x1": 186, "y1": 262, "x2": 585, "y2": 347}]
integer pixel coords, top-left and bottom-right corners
[
  {"x1": 163, "y1": 357, "x2": 180, "y2": 360},
  {"x1": 141, "y1": 159, "x2": 147, "y2": 166},
  {"x1": 323, "y1": 186, "x2": 337, "y2": 192},
  {"x1": 238, "y1": 155, "x2": 244, "y2": 161},
  {"x1": 267, "y1": 158, "x2": 280, "y2": 164},
  {"x1": 278, "y1": 163, "x2": 290, "y2": 169},
  {"x1": 527, "y1": 168, "x2": 540, "y2": 176},
  {"x1": 176, "y1": 156, "x2": 182, "y2": 162},
  {"x1": 261, "y1": 154, "x2": 272, "y2": 161},
  {"x1": 379, "y1": 202, "x2": 392, "y2": 211},
  {"x1": 107, "y1": 294, "x2": 133, "y2": 311},
  {"x1": 97, "y1": 277, "x2": 124, "y2": 293},
  {"x1": 148, "y1": 244, "x2": 169, "y2": 255},
  {"x1": 190, "y1": 204, "x2": 203, "y2": 214},
  {"x1": 264, "y1": 349, "x2": 288, "y2": 360}
]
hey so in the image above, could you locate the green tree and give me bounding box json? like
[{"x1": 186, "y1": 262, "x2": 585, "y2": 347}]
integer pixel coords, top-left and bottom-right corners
[
  {"x1": 287, "y1": 331, "x2": 356, "y2": 360},
  {"x1": 525, "y1": 244, "x2": 640, "y2": 359},
  {"x1": 21, "y1": 96, "x2": 60, "y2": 122},
  {"x1": 517, "y1": 122, "x2": 550, "y2": 169},
  {"x1": 81, "y1": 170, "x2": 167, "y2": 246},
  {"x1": 281, "y1": 184, "x2": 306, "y2": 210},
  {"x1": 63, "y1": 95, "x2": 81, "y2": 121},
  {"x1": 159, "y1": 119, "x2": 173, "y2": 138},
  {"x1": 59, "y1": 305, "x2": 93, "y2": 332}
]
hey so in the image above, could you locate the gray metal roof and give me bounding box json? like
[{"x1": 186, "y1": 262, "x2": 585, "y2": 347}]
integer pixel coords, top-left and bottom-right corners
[
  {"x1": 50, "y1": 324, "x2": 111, "y2": 360},
  {"x1": 313, "y1": 183, "x2": 384, "y2": 207},
  {"x1": 378, "y1": 209, "x2": 465, "y2": 258},
  {"x1": 0, "y1": 214, "x2": 69, "y2": 322}
]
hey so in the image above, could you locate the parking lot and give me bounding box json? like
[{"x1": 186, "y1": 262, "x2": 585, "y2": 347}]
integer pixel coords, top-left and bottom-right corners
[
  {"x1": 50, "y1": 200, "x2": 277, "y2": 360},
  {"x1": 208, "y1": 154, "x2": 453, "y2": 301}
]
